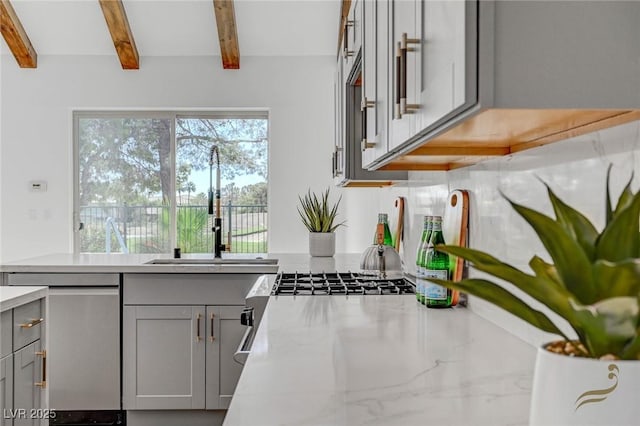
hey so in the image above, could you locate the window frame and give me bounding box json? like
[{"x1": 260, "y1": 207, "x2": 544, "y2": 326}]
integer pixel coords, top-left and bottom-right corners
[{"x1": 72, "y1": 110, "x2": 269, "y2": 254}]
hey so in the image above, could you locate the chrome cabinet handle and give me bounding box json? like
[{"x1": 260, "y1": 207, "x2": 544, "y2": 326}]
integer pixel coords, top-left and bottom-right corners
[
  {"x1": 400, "y1": 33, "x2": 420, "y2": 115},
  {"x1": 395, "y1": 42, "x2": 402, "y2": 119},
  {"x1": 361, "y1": 97, "x2": 375, "y2": 151},
  {"x1": 20, "y1": 318, "x2": 44, "y2": 328},
  {"x1": 35, "y1": 350, "x2": 46, "y2": 388},
  {"x1": 334, "y1": 146, "x2": 343, "y2": 176},
  {"x1": 196, "y1": 313, "x2": 202, "y2": 342},
  {"x1": 209, "y1": 312, "x2": 215, "y2": 342},
  {"x1": 343, "y1": 20, "x2": 354, "y2": 58}
]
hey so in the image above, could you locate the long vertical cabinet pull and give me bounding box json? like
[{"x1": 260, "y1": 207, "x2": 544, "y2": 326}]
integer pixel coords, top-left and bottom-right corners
[
  {"x1": 196, "y1": 313, "x2": 202, "y2": 342},
  {"x1": 209, "y1": 312, "x2": 215, "y2": 343},
  {"x1": 395, "y1": 42, "x2": 402, "y2": 119},
  {"x1": 361, "y1": 97, "x2": 376, "y2": 151},
  {"x1": 400, "y1": 33, "x2": 420, "y2": 115},
  {"x1": 35, "y1": 350, "x2": 47, "y2": 388},
  {"x1": 343, "y1": 20, "x2": 355, "y2": 58}
]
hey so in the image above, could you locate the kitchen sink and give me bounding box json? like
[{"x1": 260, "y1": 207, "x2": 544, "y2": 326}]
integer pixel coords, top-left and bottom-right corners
[
  {"x1": 145, "y1": 258, "x2": 278, "y2": 265},
  {"x1": 144, "y1": 257, "x2": 279, "y2": 273}
]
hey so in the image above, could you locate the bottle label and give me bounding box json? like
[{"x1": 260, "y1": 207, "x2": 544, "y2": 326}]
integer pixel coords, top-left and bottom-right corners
[{"x1": 424, "y1": 269, "x2": 448, "y2": 300}]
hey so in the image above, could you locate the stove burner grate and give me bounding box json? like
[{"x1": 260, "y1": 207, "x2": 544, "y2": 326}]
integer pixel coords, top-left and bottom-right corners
[{"x1": 272, "y1": 271, "x2": 415, "y2": 296}]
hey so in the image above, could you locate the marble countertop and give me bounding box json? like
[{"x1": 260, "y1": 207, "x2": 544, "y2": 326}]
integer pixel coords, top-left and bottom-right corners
[
  {"x1": 0, "y1": 253, "x2": 363, "y2": 274},
  {"x1": 224, "y1": 296, "x2": 535, "y2": 426},
  {"x1": 0, "y1": 286, "x2": 47, "y2": 312}
]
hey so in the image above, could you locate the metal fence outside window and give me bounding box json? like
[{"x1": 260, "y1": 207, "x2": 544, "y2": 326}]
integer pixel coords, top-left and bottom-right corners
[{"x1": 79, "y1": 203, "x2": 267, "y2": 254}]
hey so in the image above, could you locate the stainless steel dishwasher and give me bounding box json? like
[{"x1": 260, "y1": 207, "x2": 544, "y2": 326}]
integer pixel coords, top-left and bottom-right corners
[{"x1": 8, "y1": 273, "x2": 124, "y2": 425}]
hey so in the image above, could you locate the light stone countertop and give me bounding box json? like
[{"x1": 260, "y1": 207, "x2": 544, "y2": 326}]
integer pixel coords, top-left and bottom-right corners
[
  {"x1": 0, "y1": 286, "x2": 47, "y2": 312},
  {"x1": 224, "y1": 295, "x2": 535, "y2": 426},
  {"x1": 0, "y1": 253, "x2": 363, "y2": 274}
]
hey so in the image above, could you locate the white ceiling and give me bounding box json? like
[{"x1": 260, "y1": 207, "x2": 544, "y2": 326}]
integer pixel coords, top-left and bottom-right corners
[{"x1": 4, "y1": 0, "x2": 340, "y2": 57}]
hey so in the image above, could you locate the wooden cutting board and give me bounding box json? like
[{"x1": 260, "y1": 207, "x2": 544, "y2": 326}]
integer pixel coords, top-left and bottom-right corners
[{"x1": 442, "y1": 190, "x2": 469, "y2": 303}]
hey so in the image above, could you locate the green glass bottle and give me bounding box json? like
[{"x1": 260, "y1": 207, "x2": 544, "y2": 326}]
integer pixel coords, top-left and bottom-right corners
[
  {"x1": 372, "y1": 213, "x2": 394, "y2": 247},
  {"x1": 415, "y1": 216, "x2": 432, "y2": 304},
  {"x1": 424, "y1": 216, "x2": 452, "y2": 308}
]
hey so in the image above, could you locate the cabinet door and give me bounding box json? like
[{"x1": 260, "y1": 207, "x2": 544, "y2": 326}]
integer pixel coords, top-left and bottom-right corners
[
  {"x1": 389, "y1": 0, "x2": 420, "y2": 150},
  {"x1": 362, "y1": 0, "x2": 392, "y2": 167},
  {"x1": 333, "y1": 54, "x2": 346, "y2": 183},
  {"x1": 351, "y1": 0, "x2": 362, "y2": 58},
  {"x1": 1, "y1": 310, "x2": 11, "y2": 359},
  {"x1": 123, "y1": 306, "x2": 205, "y2": 409},
  {"x1": 205, "y1": 306, "x2": 245, "y2": 410},
  {"x1": 0, "y1": 355, "x2": 13, "y2": 426},
  {"x1": 13, "y1": 341, "x2": 41, "y2": 426},
  {"x1": 417, "y1": 0, "x2": 471, "y2": 131}
]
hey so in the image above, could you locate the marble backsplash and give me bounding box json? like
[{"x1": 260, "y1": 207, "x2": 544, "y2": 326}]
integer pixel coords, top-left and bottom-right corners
[{"x1": 377, "y1": 120, "x2": 640, "y2": 347}]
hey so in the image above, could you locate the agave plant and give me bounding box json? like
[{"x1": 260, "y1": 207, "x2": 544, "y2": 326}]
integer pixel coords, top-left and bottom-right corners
[
  {"x1": 430, "y1": 167, "x2": 640, "y2": 360},
  {"x1": 297, "y1": 188, "x2": 346, "y2": 233}
]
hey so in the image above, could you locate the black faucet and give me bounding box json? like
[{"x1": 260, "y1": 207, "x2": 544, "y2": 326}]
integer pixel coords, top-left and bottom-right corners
[{"x1": 208, "y1": 145, "x2": 226, "y2": 258}]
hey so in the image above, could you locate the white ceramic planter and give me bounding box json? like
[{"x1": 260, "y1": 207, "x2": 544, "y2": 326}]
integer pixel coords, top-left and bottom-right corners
[
  {"x1": 530, "y1": 345, "x2": 640, "y2": 426},
  {"x1": 308, "y1": 232, "x2": 335, "y2": 257}
]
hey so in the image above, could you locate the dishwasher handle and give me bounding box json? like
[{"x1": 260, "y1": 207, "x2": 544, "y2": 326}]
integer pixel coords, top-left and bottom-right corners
[{"x1": 233, "y1": 325, "x2": 254, "y2": 366}]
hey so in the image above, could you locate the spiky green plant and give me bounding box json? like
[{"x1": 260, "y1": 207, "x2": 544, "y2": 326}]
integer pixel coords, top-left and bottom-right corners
[
  {"x1": 430, "y1": 166, "x2": 640, "y2": 360},
  {"x1": 297, "y1": 188, "x2": 346, "y2": 233}
]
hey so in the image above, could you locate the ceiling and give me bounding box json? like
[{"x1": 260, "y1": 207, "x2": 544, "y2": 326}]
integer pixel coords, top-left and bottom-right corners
[{"x1": 2, "y1": 0, "x2": 340, "y2": 58}]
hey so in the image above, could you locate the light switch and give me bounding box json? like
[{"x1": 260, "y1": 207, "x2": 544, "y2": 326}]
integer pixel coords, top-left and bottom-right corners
[{"x1": 29, "y1": 180, "x2": 47, "y2": 192}]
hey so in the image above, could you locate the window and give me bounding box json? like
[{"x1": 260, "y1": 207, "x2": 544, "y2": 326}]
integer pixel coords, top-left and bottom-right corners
[{"x1": 74, "y1": 111, "x2": 268, "y2": 254}]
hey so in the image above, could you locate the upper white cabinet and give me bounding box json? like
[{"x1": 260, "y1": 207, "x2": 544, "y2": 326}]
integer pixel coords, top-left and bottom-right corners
[
  {"x1": 354, "y1": 0, "x2": 640, "y2": 171},
  {"x1": 361, "y1": 0, "x2": 391, "y2": 168},
  {"x1": 417, "y1": 0, "x2": 473, "y2": 132},
  {"x1": 342, "y1": 0, "x2": 362, "y2": 72},
  {"x1": 388, "y1": 0, "x2": 420, "y2": 150},
  {"x1": 334, "y1": 0, "x2": 407, "y2": 187}
]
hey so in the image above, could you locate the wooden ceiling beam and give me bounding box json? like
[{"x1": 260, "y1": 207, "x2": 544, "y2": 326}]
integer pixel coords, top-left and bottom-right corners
[
  {"x1": 336, "y1": 0, "x2": 351, "y2": 55},
  {"x1": 0, "y1": 0, "x2": 37, "y2": 68},
  {"x1": 99, "y1": 0, "x2": 139, "y2": 70},
  {"x1": 213, "y1": 0, "x2": 239, "y2": 69}
]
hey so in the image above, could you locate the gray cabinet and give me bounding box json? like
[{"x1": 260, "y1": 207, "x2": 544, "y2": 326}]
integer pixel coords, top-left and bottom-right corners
[
  {"x1": 342, "y1": 0, "x2": 362, "y2": 75},
  {"x1": 0, "y1": 298, "x2": 45, "y2": 426},
  {"x1": 334, "y1": 0, "x2": 407, "y2": 186},
  {"x1": 332, "y1": 53, "x2": 345, "y2": 182},
  {"x1": 365, "y1": 1, "x2": 640, "y2": 171},
  {"x1": 205, "y1": 306, "x2": 245, "y2": 410},
  {"x1": 361, "y1": 0, "x2": 391, "y2": 168},
  {"x1": 416, "y1": 0, "x2": 473, "y2": 133},
  {"x1": 123, "y1": 304, "x2": 246, "y2": 411},
  {"x1": 389, "y1": 0, "x2": 475, "y2": 151},
  {"x1": 388, "y1": 0, "x2": 420, "y2": 149},
  {"x1": 123, "y1": 306, "x2": 205, "y2": 409},
  {"x1": 1, "y1": 355, "x2": 13, "y2": 426},
  {"x1": 13, "y1": 341, "x2": 42, "y2": 426}
]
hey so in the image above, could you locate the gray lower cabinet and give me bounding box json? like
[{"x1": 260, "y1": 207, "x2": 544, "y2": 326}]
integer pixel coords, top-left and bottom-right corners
[
  {"x1": 205, "y1": 306, "x2": 244, "y2": 410},
  {"x1": 1, "y1": 298, "x2": 45, "y2": 426},
  {"x1": 124, "y1": 306, "x2": 205, "y2": 409},
  {"x1": 1, "y1": 354, "x2": 14, "y2": 426},
  {"x1": 124, "y1": 304, "x2": 246, "y2": 410},
  {"x1": 13, "y1": 341, "x2": 42, "y2": 426}
]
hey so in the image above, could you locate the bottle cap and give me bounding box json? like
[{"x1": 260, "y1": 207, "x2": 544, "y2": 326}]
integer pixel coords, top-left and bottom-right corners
[{"x1": 378, "y1": 213, "x2": 388, "y2": 222}]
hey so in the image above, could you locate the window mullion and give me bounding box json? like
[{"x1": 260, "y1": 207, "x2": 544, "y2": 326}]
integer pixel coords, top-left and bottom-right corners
[{"x1": 169, "y1": 116, "x2": 177, "y2": 251}]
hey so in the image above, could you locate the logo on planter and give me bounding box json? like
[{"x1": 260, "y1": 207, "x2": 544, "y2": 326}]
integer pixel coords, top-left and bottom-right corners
[{"x1": 574, "y1": 364, "x2": 619, "y2": 412}]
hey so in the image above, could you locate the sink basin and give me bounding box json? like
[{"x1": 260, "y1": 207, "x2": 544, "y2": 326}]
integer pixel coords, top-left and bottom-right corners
[{"x1": 145, "y1": 258, "x2": 278, "y2": 265}]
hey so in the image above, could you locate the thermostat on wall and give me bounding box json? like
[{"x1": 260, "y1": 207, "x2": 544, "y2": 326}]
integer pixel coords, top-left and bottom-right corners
[{"x1": 29, "y1": 180, "x2": 47, "y2": 192}]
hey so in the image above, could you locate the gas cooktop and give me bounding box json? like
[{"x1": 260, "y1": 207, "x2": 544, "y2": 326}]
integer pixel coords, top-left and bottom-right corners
[{"x1": 272, "y1": 272, "x2": 415, "y2": 296}]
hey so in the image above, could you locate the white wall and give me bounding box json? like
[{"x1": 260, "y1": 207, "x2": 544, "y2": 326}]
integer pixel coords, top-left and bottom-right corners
[
  {"x1": 0, "y1": 55, "x2": 376, "y2": 262},
  {"x1": 375, "y1": 120, "x2": 640, "y2": 347}
]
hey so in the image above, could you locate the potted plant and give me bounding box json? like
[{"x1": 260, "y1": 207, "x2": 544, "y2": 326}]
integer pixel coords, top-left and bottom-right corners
[
  {"x1": 297, "y1": 188, "x2": 345, "y2": 257},
  {"x1": 430, "y1": 167, "x2": 640, "y2": 426}
]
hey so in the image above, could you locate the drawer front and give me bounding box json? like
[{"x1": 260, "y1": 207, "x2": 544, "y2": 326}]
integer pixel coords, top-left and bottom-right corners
[
  {"x1": 13, "y1": 300, "x2": 42, "y2": 351},
  {"x1": 1, "y1": 311, "x2": 11, "y2": 358}
]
